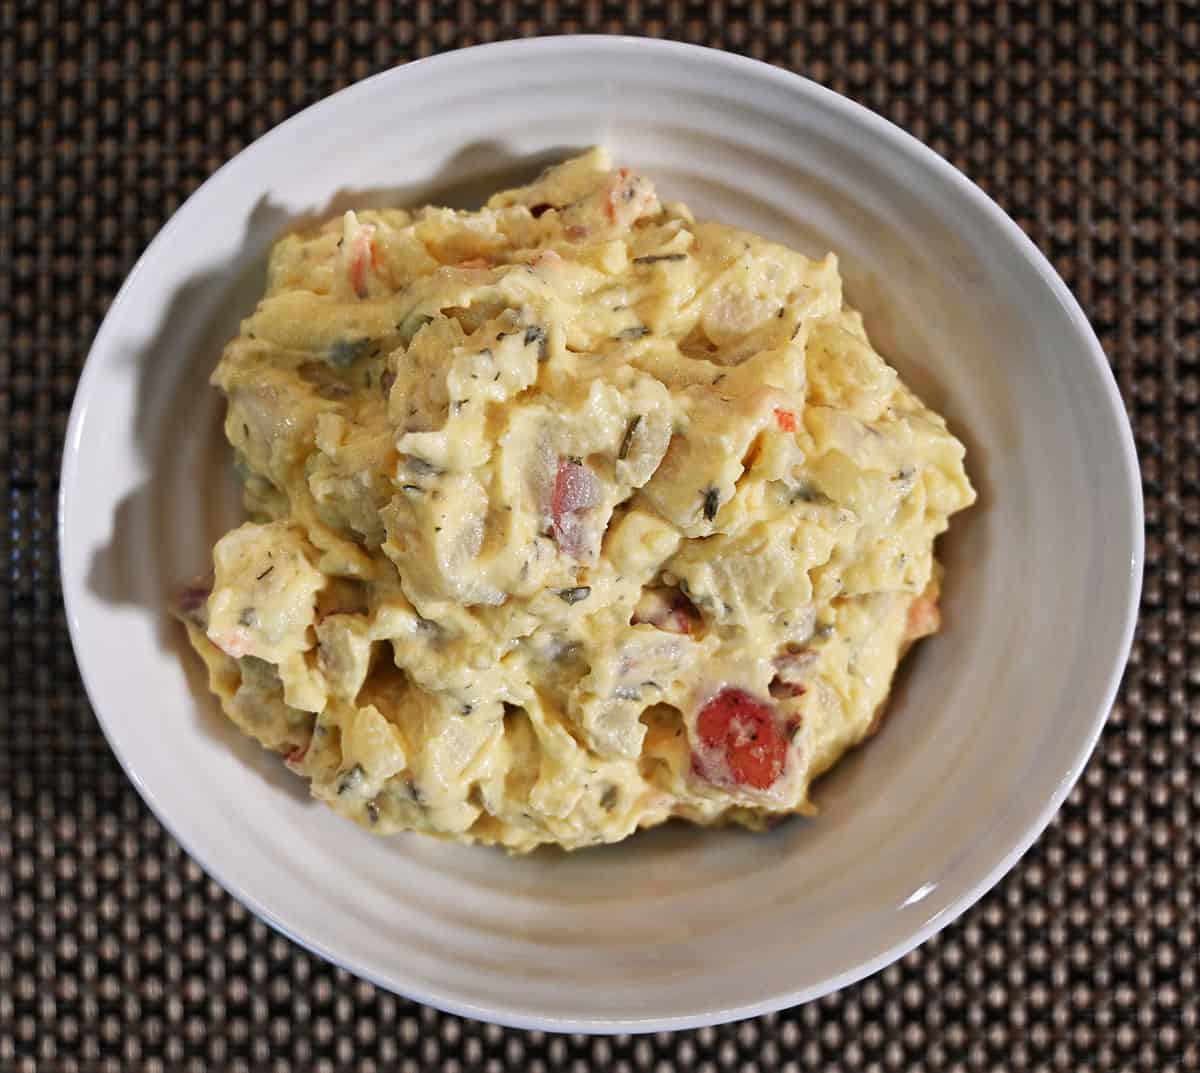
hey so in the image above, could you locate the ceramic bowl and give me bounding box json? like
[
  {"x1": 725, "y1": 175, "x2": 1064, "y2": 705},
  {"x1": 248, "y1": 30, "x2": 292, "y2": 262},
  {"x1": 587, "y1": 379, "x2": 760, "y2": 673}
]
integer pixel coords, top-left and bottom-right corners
[{"x1": 60, "y1": 36, "x2": 1142, "y2": 1032}]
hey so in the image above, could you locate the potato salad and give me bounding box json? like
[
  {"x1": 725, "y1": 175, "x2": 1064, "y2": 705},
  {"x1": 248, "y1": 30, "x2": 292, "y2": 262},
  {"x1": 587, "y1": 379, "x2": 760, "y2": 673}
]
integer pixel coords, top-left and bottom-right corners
[{"x1": 175, "y1": 149, "x2": 975, "y2": 852}]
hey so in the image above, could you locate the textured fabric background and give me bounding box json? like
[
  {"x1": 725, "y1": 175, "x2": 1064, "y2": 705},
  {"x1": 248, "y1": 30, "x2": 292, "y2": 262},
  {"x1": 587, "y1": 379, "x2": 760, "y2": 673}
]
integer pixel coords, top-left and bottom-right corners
[{"x1": 2, "y1": 2, "x2": 1195, "y2": 1070}]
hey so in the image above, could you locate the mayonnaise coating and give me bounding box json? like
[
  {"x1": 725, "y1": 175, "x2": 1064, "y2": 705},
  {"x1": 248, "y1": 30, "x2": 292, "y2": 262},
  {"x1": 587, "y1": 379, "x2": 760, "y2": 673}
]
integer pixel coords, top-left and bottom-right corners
[{"x1": 175, "y1": 149, "x2": 975, "y2": 852}]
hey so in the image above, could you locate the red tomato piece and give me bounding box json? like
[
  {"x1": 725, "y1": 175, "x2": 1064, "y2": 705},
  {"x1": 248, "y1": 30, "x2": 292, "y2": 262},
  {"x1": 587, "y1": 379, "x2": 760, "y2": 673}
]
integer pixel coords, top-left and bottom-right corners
[
  {"x1": 774, "y1": 408, "x2": 796, "y2": 432},
  {"x1": 695, "y1": 688, "x2": 787, "y2": 790}
]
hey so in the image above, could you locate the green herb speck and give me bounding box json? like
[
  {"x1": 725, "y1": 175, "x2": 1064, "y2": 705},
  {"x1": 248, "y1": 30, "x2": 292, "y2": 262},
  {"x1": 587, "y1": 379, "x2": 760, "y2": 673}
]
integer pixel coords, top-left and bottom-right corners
[
  {"x1": 618, "y1": 415, "x2": 641, "y2": 460},
  {"x1": 524, "y1": 324, "x2": 548, "y2": 361},
  {"x1": 336, "y1": 763, "x2": 364, "y2": 796},
  {"x1": 790, "y1": 480, "x2": 830, "y2": 505},
  {"x1": 615, "y1": 325, "x2": 649, "y2": 341},
  {"x1": 327, "y1": 337, "x2": 374, "y2": 368},
  {"x1": 396, "y1": 312, "x2": 434, "y2": 346},
  {"x1": 403, "y1": 455, "x2": 441, "y2": 477}
]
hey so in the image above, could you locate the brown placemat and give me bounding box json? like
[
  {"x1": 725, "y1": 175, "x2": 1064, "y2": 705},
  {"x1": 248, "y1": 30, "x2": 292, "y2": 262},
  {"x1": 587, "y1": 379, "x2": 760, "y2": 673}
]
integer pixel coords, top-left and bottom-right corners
[{"x1": 3, "y1": 2, "x2": 1194, "y2": 1070}]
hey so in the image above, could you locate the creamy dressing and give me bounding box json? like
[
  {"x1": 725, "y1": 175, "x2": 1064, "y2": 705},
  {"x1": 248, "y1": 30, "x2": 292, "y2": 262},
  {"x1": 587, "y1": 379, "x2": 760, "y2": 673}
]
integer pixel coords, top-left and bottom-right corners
[{"x1": 176, "y1": 149, "x2": 975, "y2": 852}]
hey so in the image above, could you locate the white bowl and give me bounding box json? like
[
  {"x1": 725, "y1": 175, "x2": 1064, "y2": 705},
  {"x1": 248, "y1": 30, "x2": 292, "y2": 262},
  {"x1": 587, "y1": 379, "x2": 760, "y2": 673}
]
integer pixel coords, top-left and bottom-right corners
[{"x1": 60, "y1": 37, "x2": 1143, "y2": 1032}]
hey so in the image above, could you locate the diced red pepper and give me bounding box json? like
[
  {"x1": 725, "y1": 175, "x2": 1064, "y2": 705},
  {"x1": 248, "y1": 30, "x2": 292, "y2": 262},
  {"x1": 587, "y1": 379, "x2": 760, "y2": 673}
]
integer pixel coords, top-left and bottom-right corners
[
  {"x1": 695, "y1": 688, "x2": 787, "y2": 790},
  {"x1": 774, "y1": 408, "x2": 796, "y2": 432}
]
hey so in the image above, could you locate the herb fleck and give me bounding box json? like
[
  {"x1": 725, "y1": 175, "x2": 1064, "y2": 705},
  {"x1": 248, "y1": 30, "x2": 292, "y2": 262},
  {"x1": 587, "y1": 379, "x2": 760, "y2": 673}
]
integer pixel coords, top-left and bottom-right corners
[
  {"x1": 337, "y1": 763, "x2": 364, "y2": 796},
  {"x1": 615, "y1": 325, "x2": 649, "y2": 341},
  {"x1": 789, "y1": 480, "x2": 831, "y2": 505},
  {"x1": 702, "y1": 486, "x2": 720, "y2": 521},
  {"x1": 401, "y1": 484, "x2": 423, "y2": 494},
  {"x1": 396, "y1": 312, "x2": 434, "y2": 346},
  {"x1": 557, "y1": 586, "x2": 591, "y2": 605},
  {"x1": 327, "y1": 337, "x2": 374, "y2": 368},
  {"x1": 632, "y1": 253, "x2": 687, "y2": 264},
  {"x1": 403, "y1": 455, "x2": 441, "y2": 477},
  {"x1": 524, "y1": 324, "x2": 548, "y2": 361},
  {"x1": 618, "y1": 415, "x2": 642, "y2": 460},
  {"x1": 600, "y1": 784, "x2": 619, "y2": 810},
  {"x1": 237, "y1": 607, "x2": 257, "y2": 627},
  {"x1": 462, "y1": 702, "x2": 474, "y2": 715},
  {"x1": 255, "y1": 565, "x2": 274, "y2": 581},
  {"x1": 366, "y1": 800, "x2": 380, "y2": 824}
]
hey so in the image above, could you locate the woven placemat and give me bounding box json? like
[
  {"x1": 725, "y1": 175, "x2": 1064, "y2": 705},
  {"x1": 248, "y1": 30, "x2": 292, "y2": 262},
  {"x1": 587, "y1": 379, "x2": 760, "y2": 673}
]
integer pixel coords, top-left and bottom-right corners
[{"x1": 3, "y1": 2, "x2": 1195, "y2": 1070}]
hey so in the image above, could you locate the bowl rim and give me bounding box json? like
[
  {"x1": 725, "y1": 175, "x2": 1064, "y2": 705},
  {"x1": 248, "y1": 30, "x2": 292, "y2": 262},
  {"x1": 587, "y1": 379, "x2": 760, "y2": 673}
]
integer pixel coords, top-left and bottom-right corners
[{"x1": 60, "y1": 34, "x2": 1144, "y2": 1033}]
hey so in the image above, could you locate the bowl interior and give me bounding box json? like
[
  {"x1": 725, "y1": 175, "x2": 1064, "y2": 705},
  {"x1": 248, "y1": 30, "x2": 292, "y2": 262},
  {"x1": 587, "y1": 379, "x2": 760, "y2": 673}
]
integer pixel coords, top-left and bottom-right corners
[{"x1": 61, "y1": 39, "x2": 1141, "y2": 1031}]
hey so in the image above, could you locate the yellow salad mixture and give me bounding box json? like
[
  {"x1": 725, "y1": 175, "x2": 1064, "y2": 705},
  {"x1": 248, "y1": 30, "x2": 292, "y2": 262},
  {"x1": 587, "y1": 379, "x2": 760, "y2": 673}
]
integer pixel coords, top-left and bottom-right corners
[{"x1": 174, "y1": 149, "x2": 975, "y2": 852}]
